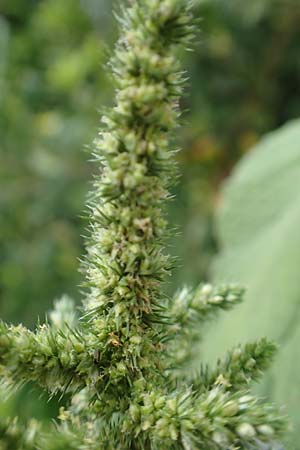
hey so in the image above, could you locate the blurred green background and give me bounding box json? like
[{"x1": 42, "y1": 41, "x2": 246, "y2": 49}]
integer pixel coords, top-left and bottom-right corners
[{"x1": 1, "y1": 0, "x2": 300, "y2": 437}]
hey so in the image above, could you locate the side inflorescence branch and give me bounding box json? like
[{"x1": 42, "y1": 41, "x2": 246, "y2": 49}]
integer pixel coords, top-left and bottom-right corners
[
  {"x1": 166, "y1": 283, "x2": 244, "y2": 368},
  {"x1": 121, "y1": 385, "x2": 287, "y2": 450},
  {"x1": 0, "y1": 418, "x2": 40, "y2": 450},
  {"x1": 0, "y1": 321, "x2": 95, "y2": 395},
  {"x1": 194, "y1": 338, "x2": 277, "y2": 393}
]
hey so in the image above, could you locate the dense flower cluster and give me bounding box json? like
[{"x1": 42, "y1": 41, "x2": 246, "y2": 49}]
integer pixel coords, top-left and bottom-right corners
[{"x1": 0, "y1": 1, "x2": 287, "y2": 449}]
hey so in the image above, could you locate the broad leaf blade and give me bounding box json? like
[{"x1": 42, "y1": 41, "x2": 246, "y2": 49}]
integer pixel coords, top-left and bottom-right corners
[{"x1": 203, "y1": 120, "x2": 300, "y2": 447}]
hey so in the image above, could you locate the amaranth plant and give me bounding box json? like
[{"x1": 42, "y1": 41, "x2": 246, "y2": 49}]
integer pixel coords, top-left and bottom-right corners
[{"x1": 0, "y1": 1, "x2": 287, "y2": 449}]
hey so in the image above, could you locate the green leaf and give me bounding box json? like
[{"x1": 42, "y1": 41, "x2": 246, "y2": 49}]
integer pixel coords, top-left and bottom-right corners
[{"x1": 203, "y1": 119, "x2": 300, "y2": 447}]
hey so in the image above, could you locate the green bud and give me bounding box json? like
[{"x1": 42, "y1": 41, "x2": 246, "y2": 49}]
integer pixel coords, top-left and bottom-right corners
[
  {"x1": 129, "y1": 404, "x2": 140, "y2": 422},
  {"x1": 236, "y1": 423, "x2": 256, "y2": 438},
  {"x1": 130, "y1": 335, "x2": 142, "y2": 345},
  {"x1": 201, "y1": 284, "x2": 213, "y2": 296},
  {"x1": 166, "y1": 398, "x2": 177, "y2": 413},
  {"x1": 245, "y1": 358, "x2": 256, "y2": 369},
  {"x1": 213, "y1": 431, "x2": 228, "y2": 445},
  {"x1": 156, "y1": 418, "x2": 170, "y2": 438},
  {"x1": 222, "y1": 401, "x2": 239, "y2": 417},
  {"x1": 210, "y1": 295, "x2": 224, "y2": 304},
  {"x1": 257, "y1": 424, "x2": 274, "y2": 436},
  {"x1": 232, "y1": 348, "x2": 242, "y2": 361},
  {"x1": 154, "y1": 396, "x2": 166, "y2": 409},
  {"x1": 142, "y1": 418, "x2": 153, "y2": 431},
  {"x1": 169, "y1": 424, "x2": 178, "y2": 440}
]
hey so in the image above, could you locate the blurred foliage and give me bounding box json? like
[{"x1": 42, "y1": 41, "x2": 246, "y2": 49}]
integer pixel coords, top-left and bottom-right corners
[
  {"x1": 172, "y1": 0, "x2": 300, "y2": 288},
  {"x1": 0, "y1": 0, "x2": 114, "y2": 326},
  {"x1": 1, "y1": 0, "x2": 300, "y2": 434},
  {"x1": 203, "y1": 120, "x2": 300, "y2": 448}
]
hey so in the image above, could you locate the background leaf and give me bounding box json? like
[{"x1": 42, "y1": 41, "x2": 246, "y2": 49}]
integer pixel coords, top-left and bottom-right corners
[{"x1": 203, "y1": 119, "x2": 300, "y2": 448}]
